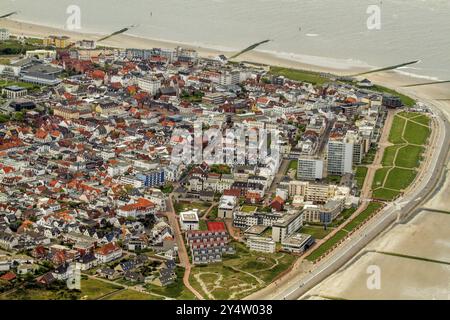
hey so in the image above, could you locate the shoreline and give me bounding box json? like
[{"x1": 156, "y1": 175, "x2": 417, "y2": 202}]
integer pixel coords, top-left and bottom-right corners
[{"x1": 3, "y1": 19, "x2": 448, "y2": 83}]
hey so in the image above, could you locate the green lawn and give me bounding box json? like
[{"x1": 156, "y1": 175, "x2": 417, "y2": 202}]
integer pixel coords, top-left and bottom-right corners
[
  {"x1": 301, "y1": 225, "x2": 333, "y2": 239},
  {"x1": 306, "y1": 230, "x2": 349, "y2": 262},
  {"x1": 384, "y1": 168, "x2": 417, "y2": 190},
  {"x1": 174, "y1": 201, "x2": 211, "y2": 216},
  {"x1": 395, "y1": 145, "x2": 424, "y2": 168},
  {"x1": 79, "y1": 278, "x2": 123, "y2": 300},
  {"x1": 0, "y1": 80, "x2": 39, "y2": 90},
  {"x1": 410, "y1": 114, "x2": 431, "y2": 126},
  {"x1": 145, "y1": 268, "x2": 196, "y2": 300},
  {"x1": 388, "y1": 116, "x2": 407, "y2": 144},
  {"x1": 343, "y1": 202, "x2": 384, "y2": 232},
  {"x1": 397, "y1": 111, "x2": 419, "y2": 119},
  {"x1": 104, "y1": 289, "x2": 164, "y2": 300},
  {"x1": 373, "y1": 112, "x2": 430, "y2": 200},
  {"x1": 403, "y1": 121, "x2": 430, "y2": 145},
  {"x1": 382, "y1": 145, "x2": 402, "y2": 167},
  {"x1": 241, "y1": 205, "x2": 258, "y2": 213},
  {"x1": 372, "y1": 188, "x2": 401, "y2": 201},
  {"x1": 287, "y1": 160, "x2": 298, "y2": 174},
  {"x1": 332, "y1": 207, "x2": 357, "y2": 227},
  {"x1": 269, "y1": 66, "x2": 330, "y2": 85},
  {"x1": 190, "y1": 242, "x2": 296, "y2": 300},
  {"x1": 199, "y1": 220, "x2": 208, "y2": 231},
  {"x1": 0, "y1": 278, "x2": 122, "y2": 300},
  {"x1": 354, "y1": 166, "x2": 368, "y2": 189},
  {"x1": 372, "y1": 167, "x2": 391, "y2": 189}
]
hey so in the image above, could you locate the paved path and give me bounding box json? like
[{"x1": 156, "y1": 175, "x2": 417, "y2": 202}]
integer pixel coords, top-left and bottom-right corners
[{"x1": 164, "y1": 195, "x2": 204, "y2": 300}]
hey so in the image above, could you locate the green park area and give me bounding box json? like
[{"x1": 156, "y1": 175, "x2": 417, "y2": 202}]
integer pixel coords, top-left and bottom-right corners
[
  {"x1": 144, "y1": 268, "x2": 196, "y2": 300},
  {"x1": 269, "y1": 66, "x2": 330, "y2": 85},
  {"x1": 189, "y1": 242, "x2": 296, "y2": 300},
  {"x1": 173, "y1": 201, "x2": 211, "y2": 216},
  {"x1": 0, "y1": 278, "x2": 123, "y2": 300},
  {"x1": 372, "y1": 112, "x2": 430, "y2": 201},
  {"x1": 355, "y1": 166, "x2": 368, "y2": 189},
  {"x1": 104, "y1": 289, "x2": 164, "y2": 300},
  {"x1": 241, "y1": 205, "x2": 258, "y2": 213}
]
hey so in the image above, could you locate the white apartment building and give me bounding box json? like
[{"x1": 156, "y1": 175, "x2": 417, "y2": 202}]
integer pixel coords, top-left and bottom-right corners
[
  {"x1": 218, "y1": 195, "x2": 238, "y2": 219},
  {"x1": 327, "y1": 135, "x2": 355, "y2": 175},
  {"x1": 25, "y1": 50, "x2": 57, "y2": 61},
  {"x1": 246, "y1": 236, "x2": 276, "y2": 253},
  {"x1": 272, "y1": 210, "x2": 304, "y2": 243},
  {"x1": 219, "y1": 71, "x2": 240, "y2": 86},
  {"x1": 0, "y1": 29, "x2": 10, "y2": 41},
  {"x1": 297, "y1": 157, "x2": 324, "y2": 180},
  {"x1": 138, "y1": 77, "x2": 161, "y2": 95}
]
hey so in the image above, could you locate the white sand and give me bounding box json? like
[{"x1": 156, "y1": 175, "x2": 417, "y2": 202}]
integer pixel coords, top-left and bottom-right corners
[
  {"x1": 367, "y1": 211, "x2": 450, "y2": 262},
  {"x1": 309, "y1": 251, "x2": 450, "y2": 300}
]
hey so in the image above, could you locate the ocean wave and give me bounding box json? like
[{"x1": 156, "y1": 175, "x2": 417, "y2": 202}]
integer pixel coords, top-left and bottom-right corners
[
  {"x1": 393, "y1": 69, "x2": 442, "y2": 81},
  {"x1": 255, "y1": 49, "x2": 373, "y2": 70}
]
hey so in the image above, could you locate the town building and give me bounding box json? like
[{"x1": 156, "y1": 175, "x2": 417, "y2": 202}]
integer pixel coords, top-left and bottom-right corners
[
  {"x1": 179, "y1": 209, "x2": 200, "y2": 231},
  {"x1": 2, "y1": 86, "x2": 27, "y2": 99},
  {"x1": 281, "y1": 233, "x2": 314, "y2": 254},
  {"x1": 246, "y1": 236, "x2": 276, "y2": 253},
  {"x1": 272, "y1": 210, "x2": 304, "y2": 243}
]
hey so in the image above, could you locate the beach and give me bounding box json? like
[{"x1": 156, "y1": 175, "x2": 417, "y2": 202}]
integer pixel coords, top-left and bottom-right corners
[{"x1": 3, "y1": 19, "x2": 450, "y2": 111}]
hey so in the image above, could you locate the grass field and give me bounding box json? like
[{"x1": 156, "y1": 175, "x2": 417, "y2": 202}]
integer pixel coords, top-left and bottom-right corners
[
  {"x1": 373, "y1": 112, "x2": 430, "y2": 201},
  {"x1": 104, "y1": 289, "x2": 164, "y2": 300},
  {"x1": 0, "y1": 278, "x2": 122, "y2": 300},
  {"x1": 343, "y1": 202, "x2": 384, "y2": 232},
  {"x1": 403, "y1": 121, "x2": 430, "y2": 145},
  {"x1": 145, "y1": 268, "x2": 196, "y2": 300},
  {"x1": 372, "y1": 167, "x2": 391, "y2": 189},
  {"x1": 287, "y1": 160, "x2": 298, "y2": 174},
  {"x1": 306, "y1": 230, "x2": 349, "y2": 261},
  {"x1": 372, "y1": 188, "x2": 401, "y2": 201},
  {"x1": 241, "y1": 205, "x2": 258, "y2": 213},
  {"x1": 306, "y1": 202, "x2": 384, "y2": 261},
  {"x1": 301, "y1": 225, "x2": 333, "y2": 239},
  {"x1": 269, "y1": 66, "x2": 330, "y2": 85},
  {"x1": 384, "y1": 168, "x2": 417, "y2": 190},
  {"x1": 355, "y1": 166, "x2": 368, "y2": 189},
  {"x1": 395, "y1": 145, "x2": 424, "y2": 168},
  {"x1": 388, "y1": 116, "x2": 407, "y2": 144},
  {"x1": 174, "y1": 201, "x2": 211, "y2": 216},
  {"x1": 410, "y1": 114, "x2": 430, "y2": 126},
  {"x1": 382, "y1": 145, "x2": 402, "y2": 166},
  {"x1": 0, "y1": 80, "x2": 39, "y2": 90},
  {"x1": 189, "y1": 242, "x2": 296, "y2": 300}
]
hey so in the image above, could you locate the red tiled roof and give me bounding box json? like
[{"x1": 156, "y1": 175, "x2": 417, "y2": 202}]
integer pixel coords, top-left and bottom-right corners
[{"x1": 0, "y1": 272, "x2": 16, "y2": 281}]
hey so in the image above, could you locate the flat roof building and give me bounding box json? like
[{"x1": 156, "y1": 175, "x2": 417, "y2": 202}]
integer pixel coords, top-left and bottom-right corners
[
  {"x1": 246, "y1": 236, "x2": 276, "y2": 253},
  {"x1": 179, "y1": 209, "x2": 200, "y2": 231},
  {"x1": 281, "y1": 233, "x2": 314, "y2": 254}
]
